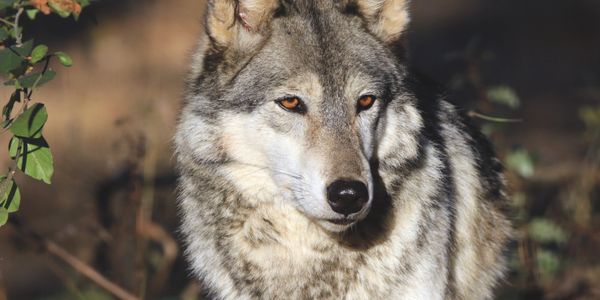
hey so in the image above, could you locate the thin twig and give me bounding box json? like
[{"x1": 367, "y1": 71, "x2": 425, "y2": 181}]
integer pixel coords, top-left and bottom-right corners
[
  {"x1": 44, "y1": 240, "x2": 141, "y2": 300},
  {"x1": 27, "y1": 55, "x2": 52, "y2": 99},
  {"x1": 468, "y1": 110, "x2": 523, "y2": 123},
  {"x1": 14, "y1": 7, "x2": 23, "y2": 46},
  {"x1": 9, "y1": 219, "x2": 141, "y2": 300},
  {"x1": 0, "y1": 17, "x2": 14, "y2": 27},
  {"x1": 1, "y1": 138, "x2": 23, "y2": 203},
  {"x1": 0, "y1": 57, "x2": 50, "y2": 132},
  {"x1": 138, "y1": 221, "x2": 179, "y2": 295}
]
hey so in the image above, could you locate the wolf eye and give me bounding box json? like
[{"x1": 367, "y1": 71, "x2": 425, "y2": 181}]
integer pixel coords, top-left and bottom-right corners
[
  {"x1": 276, "y1": 97, "x2": 305, "y2": 114},
  {"x1": 357, "y1": 95, "x2": 376, "y2": 112}
]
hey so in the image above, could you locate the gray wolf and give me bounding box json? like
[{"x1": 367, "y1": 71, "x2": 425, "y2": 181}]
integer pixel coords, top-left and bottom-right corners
[{"x1": 174, "y1": 0, "x2": 511, "y2": 299}]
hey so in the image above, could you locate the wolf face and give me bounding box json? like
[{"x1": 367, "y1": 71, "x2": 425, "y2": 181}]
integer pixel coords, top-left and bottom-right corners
[{"x1": 178, "y1": 0, "x2": 418, "y2": 232}]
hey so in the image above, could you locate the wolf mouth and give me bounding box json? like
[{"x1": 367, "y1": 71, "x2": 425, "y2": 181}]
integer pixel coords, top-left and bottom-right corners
[{"x1": 326, "y1": 218, "x2": 356, "y2": 225}]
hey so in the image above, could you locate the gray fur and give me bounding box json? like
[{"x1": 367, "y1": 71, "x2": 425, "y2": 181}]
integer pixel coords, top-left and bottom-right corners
[{"x1": 175, "y1": 1, "x2": 511, "y2": 299}]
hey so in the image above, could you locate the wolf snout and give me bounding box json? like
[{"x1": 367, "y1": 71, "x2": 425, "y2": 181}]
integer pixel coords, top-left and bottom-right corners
[{"x1": 326, "y1": 179, "x2": 369, "y2": 216}]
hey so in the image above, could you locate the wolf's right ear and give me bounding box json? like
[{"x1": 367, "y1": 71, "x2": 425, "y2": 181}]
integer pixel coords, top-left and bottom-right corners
[
  {"x1": 205, "y1": 0, "x2": 279, "y2": 50},
  {"x1": 350, "y1": 0, "x2": 410, "y2": 44}
]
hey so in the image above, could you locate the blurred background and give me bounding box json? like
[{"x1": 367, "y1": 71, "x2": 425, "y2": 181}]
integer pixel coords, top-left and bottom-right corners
[{"x1": 0, "y1": 0, "x2": 599, "y2": 299}]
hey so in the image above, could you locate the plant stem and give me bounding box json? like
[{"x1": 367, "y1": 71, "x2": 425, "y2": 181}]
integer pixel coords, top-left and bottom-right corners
[
  {"x1": 14, "y1": 7, "x2": 23, "y2": 46},
  {"x1": 468, "y1": 110, "x2": 523, "y2": 123},
  {"x1": 45, "y1": 240, "x2": 141, "y2": 300},
  {"x1": 0, "y1": 17, "x2": 15, "y2": 27},
  {"x1": 9, "y1": 219, "x2": 141, "y2": 300}
]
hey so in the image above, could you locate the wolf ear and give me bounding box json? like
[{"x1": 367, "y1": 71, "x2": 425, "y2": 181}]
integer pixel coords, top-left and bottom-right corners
[
  {"x1": 351, "y1": 0, "x2": 410, "y2": 43},
  {"x1": 205, "y1": 0, "x2": 279, "y2": 49}
]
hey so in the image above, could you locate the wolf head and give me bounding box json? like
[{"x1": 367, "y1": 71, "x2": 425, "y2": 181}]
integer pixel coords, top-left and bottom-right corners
[{"x1": 177, "y1": 0, "x2": 423, "y2": 232}]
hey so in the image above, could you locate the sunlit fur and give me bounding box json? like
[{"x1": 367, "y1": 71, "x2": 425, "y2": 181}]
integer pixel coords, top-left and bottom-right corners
[{"x1": 175, "y1": 0, "x2": 511, "y2": 299}]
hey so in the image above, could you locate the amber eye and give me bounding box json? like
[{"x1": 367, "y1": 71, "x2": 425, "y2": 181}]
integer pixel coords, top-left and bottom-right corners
[
  {"x1": 357, "y1": 95, "x2": 376, "y2": 111},
  {"x1": 276, "y1": 97, "x2": 305, "y2": 114}
]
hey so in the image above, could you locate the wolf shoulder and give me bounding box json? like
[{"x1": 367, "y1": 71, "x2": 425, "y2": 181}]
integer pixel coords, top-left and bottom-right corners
[{"x1": 432, "y1": 96, "x2": 512, "y2": 298}]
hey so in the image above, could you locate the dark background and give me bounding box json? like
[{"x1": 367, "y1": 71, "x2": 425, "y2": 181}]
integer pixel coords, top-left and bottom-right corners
[{"x1": 0, "y1": 0, "x2": 599, "y2": 299}]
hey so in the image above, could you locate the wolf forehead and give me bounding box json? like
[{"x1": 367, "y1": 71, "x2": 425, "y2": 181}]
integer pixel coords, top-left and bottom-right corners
[{"x1": 189, "y1": 0, "x2": 408, "y2": 114}]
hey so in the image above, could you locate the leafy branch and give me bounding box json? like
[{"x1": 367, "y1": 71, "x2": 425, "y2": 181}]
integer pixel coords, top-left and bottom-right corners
[{"x1": 0, "y1": 0, "x2": 89, "y2": 226}]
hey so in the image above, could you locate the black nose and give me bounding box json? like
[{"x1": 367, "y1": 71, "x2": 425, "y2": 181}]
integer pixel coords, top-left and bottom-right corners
[{"x1": 326, "y1": 179, "x2": 369, "y2": 215}]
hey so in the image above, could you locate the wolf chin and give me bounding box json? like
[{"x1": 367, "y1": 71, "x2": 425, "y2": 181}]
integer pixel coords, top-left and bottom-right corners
[{"x1": 175, "y1": 0, "x2": 511, "y2": 299}]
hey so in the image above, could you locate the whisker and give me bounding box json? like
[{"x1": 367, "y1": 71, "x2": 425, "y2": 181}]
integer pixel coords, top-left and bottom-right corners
[{"x1": 195, "y1": 158, "x2": 304, "y2": 180}]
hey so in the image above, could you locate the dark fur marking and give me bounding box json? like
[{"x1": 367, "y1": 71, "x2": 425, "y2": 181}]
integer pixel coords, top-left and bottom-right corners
[
  {"x1": 406, "y1": 71, "x2": 458, "y2": 298},
  {"x1": 460, "y1": 114, "x2": 507, "y2": 204},
  {"x1": 335, "y1": 159, "x2": 396, "y2": 250},
  {"x1": 342, "y1": 2, "x2": 361, "y2": 16}
]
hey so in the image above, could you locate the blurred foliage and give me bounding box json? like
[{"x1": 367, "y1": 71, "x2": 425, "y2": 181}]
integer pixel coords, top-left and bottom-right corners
[
  {"x1": 506, "y1": 149, "x2": 535, "y2": 179},
  {"x1": 446, "y1": 37, "x2": 600, "y2": 297},
  {"x1": 0, "y1": 0, "x2": 88, "y2": 226},
  {"x1": 580, "y1": 105, "x2": 600, "y2": 143},
  {"x1": 528, "y1": 218, "x2": 569, "y2": 245},
  {"x1": 487, "y1": 85, "x2": 521, "y2": 110},
  {"x1": 535, "y1": 249, "x2": 562, "y2": 282}
]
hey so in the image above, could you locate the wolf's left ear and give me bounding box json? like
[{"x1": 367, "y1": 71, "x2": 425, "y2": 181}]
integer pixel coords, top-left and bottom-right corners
[
  {"x1": 351, "y1": 0, "x2": 410, "y2": 43},
  {"x1": 205, "y1": 0, "x2": 279, "y2": 50}
]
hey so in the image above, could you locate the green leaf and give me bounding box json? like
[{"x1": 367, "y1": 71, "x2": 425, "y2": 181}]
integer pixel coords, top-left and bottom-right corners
[
  {"x1": 481, "y1": 122, "x2": 504, "y2": 137},
  {"x1": 9, "y1": 26, "x2": 21, "y2": 40},
  {"x1": 55, "y1": 52, "x2": 73, "y2": 67},
  {"x1": 0, "y1": 177, "x2": 20, "y2": 213},
  {"x1": 505, "y1": 149, "x2": 535, "y2": 178},
  {"x1": 0, "y1": 47, "x2": 24, "y2": 74},
  {"x1": 0, "y1": 207, "x2": 7, "y2": 226},
  {"x1": 48, "y1": 1, "x2": 71, "y2": 18},
  {"x1": 77, "y1": 0, "x2": 91, "y2": 7},
  {"x1": 5, "y1": 182, "x2": 19, "y2": 212},
  {"x1": 13, "y1": 39, "x2": 34, "y2": 57},
  {"x1": 487, "y1": 86, "x2": 520, "y2": 109},
  {"x1": 0, "y1": 27, "x2": 9, "y2": 41},
  {"x1": 31, "y1": 44, "x2": 48, "y2": 64},
  {"x1": 8, "y1": 136, "x2": 18, "y2": 157},
  {"x1": 3, "y1": 91, "x2": 20, "y2": 125},
  {"x1": 10, "y1": 137, "x2": 54, "y2": 184},
  {"x1": 579, "y1": 106, "x2": 600, "y2": 127},
  {"x1": 10, "y1": 103, "x2": 47, "y2": 138},
  {"x1": 26, "y1": 9, "x2": 40, "y2": 20},
  {"x1": 5, "y1": 70, "x2": 56, "y2": 88},
  {"x1": 528, "y1": 218, "x2": 568, "y2": 244},
  {"x1": 536, "y1": 248, "x2": 561, "y2": 279}
]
